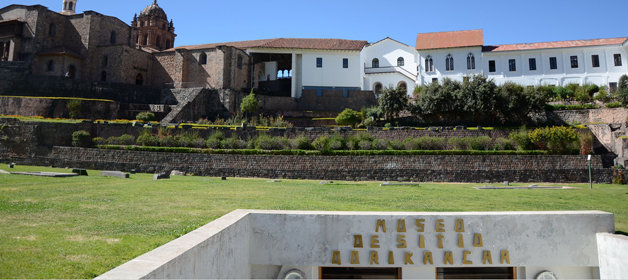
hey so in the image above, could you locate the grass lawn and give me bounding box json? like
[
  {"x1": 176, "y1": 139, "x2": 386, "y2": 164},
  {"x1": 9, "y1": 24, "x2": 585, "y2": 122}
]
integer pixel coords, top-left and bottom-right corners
[{"x1": 0, "y1": 165, "x2": 626, "y2": 278}]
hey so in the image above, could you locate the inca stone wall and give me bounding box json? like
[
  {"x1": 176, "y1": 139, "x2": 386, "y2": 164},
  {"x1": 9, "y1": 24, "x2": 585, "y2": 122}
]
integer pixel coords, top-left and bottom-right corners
[{"x1": 5, "y1": 146, "x2": 613, "y2": 183}]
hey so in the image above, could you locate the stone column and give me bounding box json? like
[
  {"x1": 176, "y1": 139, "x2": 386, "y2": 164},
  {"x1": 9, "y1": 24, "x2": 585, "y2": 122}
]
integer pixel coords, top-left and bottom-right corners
[{"x1": 291, "y1": 53, "x2": 297, "y2": 98}]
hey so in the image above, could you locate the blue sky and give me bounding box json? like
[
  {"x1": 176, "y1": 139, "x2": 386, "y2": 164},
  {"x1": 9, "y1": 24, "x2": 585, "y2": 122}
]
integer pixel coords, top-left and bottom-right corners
[{"x1": 12, "y1": 0, "x2": 628, "y2": 47}]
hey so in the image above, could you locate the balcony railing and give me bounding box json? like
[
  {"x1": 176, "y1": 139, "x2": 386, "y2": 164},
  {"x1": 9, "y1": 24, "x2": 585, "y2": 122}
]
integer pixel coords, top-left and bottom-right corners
[{"x1": 364, "y1": 65, "x2": 417, "y2": 80}]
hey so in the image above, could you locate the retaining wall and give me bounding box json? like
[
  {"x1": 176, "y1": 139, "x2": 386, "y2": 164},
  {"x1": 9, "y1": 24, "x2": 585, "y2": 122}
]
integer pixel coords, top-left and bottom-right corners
[{"x1": 4, "y1": 146, "x2": 612, "y2": 183}]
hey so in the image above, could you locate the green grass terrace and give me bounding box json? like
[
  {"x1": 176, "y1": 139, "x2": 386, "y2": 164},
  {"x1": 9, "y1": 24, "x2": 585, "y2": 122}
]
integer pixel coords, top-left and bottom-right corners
[{"x1": 0, "y1": 165, "x2": 626, "y2": 278}]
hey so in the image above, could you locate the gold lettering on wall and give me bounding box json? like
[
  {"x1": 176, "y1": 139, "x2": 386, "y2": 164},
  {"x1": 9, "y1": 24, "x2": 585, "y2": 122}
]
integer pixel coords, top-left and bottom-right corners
[
  {"x1": 418, "y1": 234, "x2": 425, "y2": 248},
  {"x1": 435, "y1": 219, "x2": 445, "y2": 232},
  {"x1": 457, "y1": 234, "x2": 464, "y2": 248},
  {"x1": 415, "y1": 219, "x2": 425, "y2": 232},
  {"x1": 455, "y1": 219, "x2": 465, "y2": 232},
  {"x1": 500, "y1": 250, "x2": 510, "y2": 264},
  {"x1": 482, "y1": 250, "x2": 493, "y2": 264},
  {"x1": 397, "y1": 219, "x2": 406, "y2": 232},
  {"x1": 353, "y1": 235, "x2": 363, "y2": 248},
  {"x1": 423, "y1": 251, "x2": 433, "y2": 265},
  {"x1": 388, "y1": 251, "x2": 395, "y2": 264},
  {"x1": 376, "y1": 219, "x2": 386, "y2": 232},
  {"x1": 370, "y1": 235, "x2": 380, "y2": 248},
  {"x1": 397, "y1": 235, "x2": 407, "y2": 248},
  {"x1": 462, "y1": 251, "x2": 473, "y2": 264},
  {"x1": 443, "y1": 251, "x2": 453, "y2": 265},
  {"x1": 437, "y1": 235, "x2": 444, "y2": 248},
  {"x1": 404, "y1": 252, "x2": 414, "y2": 265},
  {"x1": 350, "y1": 251, "x2": 360, "y2": 264},
  {"x1": 369, "y1": 251, "x2": 379, "y2": 265},
  {"x1": 473, "y1": 233, "x2": 483, "y2": 247},
  {"x1": 331, "y1": 251, "x2": 341, "y2": 265}
]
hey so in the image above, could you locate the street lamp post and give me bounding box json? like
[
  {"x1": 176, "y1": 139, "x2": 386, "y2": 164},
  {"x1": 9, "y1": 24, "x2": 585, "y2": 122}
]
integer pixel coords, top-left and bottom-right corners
[{"x1": 587, "y1": 155, "x2": 592, "y2": 190}]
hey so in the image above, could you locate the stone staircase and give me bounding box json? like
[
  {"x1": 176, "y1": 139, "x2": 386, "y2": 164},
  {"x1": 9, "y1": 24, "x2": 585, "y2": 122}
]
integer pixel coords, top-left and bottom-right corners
[{"x1": 588, "y1": 123, "x2": 628, "y2": 167}]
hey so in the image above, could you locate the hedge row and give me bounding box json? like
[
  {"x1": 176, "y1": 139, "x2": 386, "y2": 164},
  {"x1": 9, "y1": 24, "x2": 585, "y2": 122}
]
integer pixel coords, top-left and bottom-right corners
[{"x1": 96, "y1": 145, "x2": 556, "y2": 155}]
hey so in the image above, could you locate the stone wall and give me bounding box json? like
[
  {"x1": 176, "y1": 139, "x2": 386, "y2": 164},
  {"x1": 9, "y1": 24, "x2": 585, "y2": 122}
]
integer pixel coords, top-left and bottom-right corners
[
  {"x1": 299, "y1": 90, "x2": 377, "y2": 111},
  {"x1": 543, "y1": 108, "x2": 628, "y2": 125},
  {"x1": 5, "y1": 146, "x2": 612, "y2": 183},
  {"x1": 0, "y1": 96, "x2": 119, "y2": 119}
]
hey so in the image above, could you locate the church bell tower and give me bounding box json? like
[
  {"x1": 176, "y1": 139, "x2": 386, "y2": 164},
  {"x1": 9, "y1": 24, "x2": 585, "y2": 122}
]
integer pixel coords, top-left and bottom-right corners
[{"x1": 61, "y1": 0, "x2": 77, "y2": 15}]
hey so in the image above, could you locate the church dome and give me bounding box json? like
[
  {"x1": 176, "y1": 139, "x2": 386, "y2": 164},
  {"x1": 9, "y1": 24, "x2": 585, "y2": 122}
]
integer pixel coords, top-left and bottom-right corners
[{"x1": 140, "y1": 0, "x2": 167, "y2": 20}]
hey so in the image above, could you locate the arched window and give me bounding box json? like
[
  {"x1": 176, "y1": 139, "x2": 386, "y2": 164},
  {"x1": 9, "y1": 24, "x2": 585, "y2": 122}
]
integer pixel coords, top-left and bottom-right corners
[
  {"x1": 110, "y1": 31, "x2": 116, "y2": 44},
  {"x1": 397, "y1": 81, "x2": 407, "y2": 92},
  {"x1": 67, "y1": 65, "x2": 76, "y2": 79},
  {"x1": 283, "y1": 70, "x2": 289, "y2": 78},
  {"x1": 199, "y1": 53, "x2": 207, "y2": 65},
  {"x1": 46, "y1": 60, "x2": 54, "y2": 72},
  {"x1": 288, "y1": 70, "x2": 293, "y2": 77},
  {"x1": 372, "y1": 58, "x2": 379, "y2": 68},
  {"x1": 135, "y1": 73, "x2": 143, "y2": 85},
  {"x1": 397, "y1": 57, "x2": 404, "y2": 67},
  {"x1": 467, "y1": 53, "x2": 475, "y2": 70},
  {"x1": 373, "y1": 82, "x2": 383, "y2": 94},
  {"x1": 48, "y1": 23, "x2": 56, "y2": 37},
  {"x1": 68, "y1": 2, "x2": 73, "y2": 11},
  {"x1": 100, "y1": 71, "x2": 107, "y2": 82},
  {"x1": 445, "y1": 54, "x2": 454, "y2": 71},
  {"x1": 102, "y1": 55, "x2": 108, "y2": 67},
  {"x1": 277, "y1": 70, "x2": 283, "y2": 79},
  {"x1": 425, "y1": 56, "x2": 433, "y2": 72}
]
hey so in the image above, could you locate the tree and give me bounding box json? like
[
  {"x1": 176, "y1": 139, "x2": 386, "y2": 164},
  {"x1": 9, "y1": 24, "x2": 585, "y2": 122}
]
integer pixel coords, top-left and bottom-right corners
[
  {"x1": 240, "y1": 90, "x2": 258, "y2": 116},
  {"x1": 335, "y1": 108, "x2": 362, "y2": 128},
  {"x1": 136, "y1": 111, "x2": 155, "y2": 122},
  {"x1": 66, "y1": 100, "x2": 82, "y2": 119},
  {"x1": 378, "y1": 86, "x2": 408, "y2": 121},
  {"x1": 618, "y1": 75, "x2": 628, "y2": 106}
]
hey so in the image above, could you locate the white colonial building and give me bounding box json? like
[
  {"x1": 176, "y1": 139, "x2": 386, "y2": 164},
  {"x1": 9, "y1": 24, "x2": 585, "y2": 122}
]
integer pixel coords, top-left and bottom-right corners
[{"x1": 361, "y1": 37, "x2": 418, "y2": 94}]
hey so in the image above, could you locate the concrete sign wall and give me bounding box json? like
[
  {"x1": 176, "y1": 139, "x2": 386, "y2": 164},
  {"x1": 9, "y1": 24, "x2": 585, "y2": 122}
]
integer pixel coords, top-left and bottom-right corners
[{"x1": 98, "y1": 210, "x2": 616, "y2": 279}]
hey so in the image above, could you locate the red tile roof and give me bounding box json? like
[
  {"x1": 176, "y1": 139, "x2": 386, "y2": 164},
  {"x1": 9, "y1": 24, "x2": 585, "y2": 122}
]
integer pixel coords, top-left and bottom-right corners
[
  {"x1": 483, "y1": 37, "x2": 628, "y2": 52},
  {"x1": 171, "y1": 38, "x2": 368, "y2": 52},
  {"x1": 416, "y1": 30, "x2": 484, "y2": 50}
]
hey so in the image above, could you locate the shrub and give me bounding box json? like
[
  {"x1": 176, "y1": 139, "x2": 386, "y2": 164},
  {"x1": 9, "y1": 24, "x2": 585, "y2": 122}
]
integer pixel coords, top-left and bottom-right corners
[
  {"x1": 113, "y1": 134, "x2": 135, "y2": 145},
  {"x1": 328, "y1": 138, "x2": 344, "y2": 150},
  {"x1": 529, "y1": 126, "x2": 579, "y2": 153},
  {"x1": 417, "y1": 137, "x2": 446, "y2": 150},
  {"x1": 509, "y1": 127, "x2": 533, "y2": 150},
  {"x1": 159, "y1": 135, "x2": 177, "y2": 147},
  {"x1": 206, "y1": 138, "x2": 221, "y2": 149},
  {"x1": 222, "y1": 137, "x2": 247, "y2": 149},
  {"x1": 470, "y1": 136, "x2": 493, "y2": 150},
  {"x1": 92, "y1": 137, "x2": 106, "y2": 145},
  {"x1": 358, "y1": 139, "x2": 372, "y2": 150},
  {"x1": 312, "y1": 135, "x2": 329, "y2": 151},
  {"x1": 136, "y1": 111, "x2": 155, "y2": 122},
  {"x1": 372, "y1": 139, "x2": 389, "y2": 150},
  {"x1": 448, "y1": 137, "x2": 469, "y2": 150},
  {"x1": 379, "y1": 86, "x2": 409, "y2": 120},
  {"x1": 579, "y1": 131, "x2": 594, "y2": 155},
  {"x1": 72, "y1": 130, "x2": 91, "y2": 147},
  {"x1": 403, "y1": 137, "x2": 419, "y2": 150},
  {"x1": 618, "y1": 75, "x2": 628, "y2": 106},
  {"x1": 288, "y1": 136, "x2": 309, "y2": 150},
  {"x1": 335, "y1": 108, "x2": 362, "y2": 128},
  {"x1": 606, "y1": 102, "x2": 622, "y2": 108},
  {"x1": 574, "y1": 86, "x2": 591, "y2": 103},
  {"x1": 494, "y1": 137, "x2": 514, "y2": 150},
  {"x1": 67, "y1": 100, "x2": 82, "y2": 119},
  {"x1": 390, "y1": 139, "x2": 404, "y2": 150},
  {"x1": 240, "y1": 90, "x2": 259, "y2": 116},
  {"x1": 136, "y1": 131, "x2": 159, "y2": 146},
  {"x1": 254, "y1": 135, "x2": 286, "y2": 150}
]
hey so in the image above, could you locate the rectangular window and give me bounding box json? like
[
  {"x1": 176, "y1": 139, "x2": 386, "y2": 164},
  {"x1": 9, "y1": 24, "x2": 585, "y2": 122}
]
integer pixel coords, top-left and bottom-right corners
[
  {"x1": 529, "y1": 58, "x2": 536, "y2": 71},
  {"x1": 488, "y1": 60, "x2": 496, "y2": 73},
  {"x1": 436, "y1": 267, "x2": 516, "y2": 279},
  {"x1": 321, "y1": 267, "x2": 401, "y2": 279},
  {"x1": 610, "y1": 82, "x2": 618, "y2": 93},
  {"x1": 342, "y1": 58, "x2": 348, "y2": 69},
  {"x1": 549, "y1": 57, "x2": 557, "y2": 70},
  {"x1": 508, "y1": 59, "x2": 516, "y2": 72},
  {"x1": 591, "y1": 55, "x2": 600, "y2": 68},
  {"x1": 570, "y1": 55, "x2": 578, "y2": 68},
  {"x1": 316, "y1": 57, "x2": 322, "y2": 68},
  {"x1": 614, "y1": 54, "x2": 622, "y2": 66}
]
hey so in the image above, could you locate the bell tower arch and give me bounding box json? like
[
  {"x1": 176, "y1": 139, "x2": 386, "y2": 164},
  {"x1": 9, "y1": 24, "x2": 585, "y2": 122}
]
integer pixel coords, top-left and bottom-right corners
[
  {"x1": 61, "y1": 0, "x2": 77, "y2": 15},
  {"x1": 132, "y1": 0, "x2": 176, "y2": 50}
]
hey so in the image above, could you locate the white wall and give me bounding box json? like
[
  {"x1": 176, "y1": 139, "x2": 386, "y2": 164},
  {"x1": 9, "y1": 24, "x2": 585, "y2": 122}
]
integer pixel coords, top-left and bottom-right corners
[
  {"x1": 417, "y1": 46, "x2": 483, "y2": 84},
  {"x1": 361, "y1": 38, "x2": 418, "y2": 95},
  {"x1": 483, "y1": 45, "x2": 628, "y2": 86},
  {"x1": 301, "y1": 51, "x2": 362, "y2": 88},
  {"x1": 597, "y1": 233, "x2": 628, "y2": 279}
]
